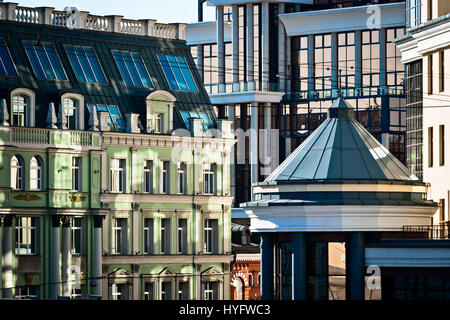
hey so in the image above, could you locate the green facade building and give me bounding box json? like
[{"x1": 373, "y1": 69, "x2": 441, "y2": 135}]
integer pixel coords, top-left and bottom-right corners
[{"x1": 0, "y1": 3, "x2": 235, "y2": 300}]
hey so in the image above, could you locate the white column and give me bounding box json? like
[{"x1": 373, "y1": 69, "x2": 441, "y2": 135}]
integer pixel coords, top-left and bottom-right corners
[
  {"x1": 223, "y1": 263, "x2": 231, "y2": 300},
  {"x1": 246, "y1": 3, "x2": 254, "y2": 86},
  {"x1": 232, "y1": 5, "x2": 239, "y2": 89},
  {"x1": 3, "y1": 216, "x2": 13, "y2": 299},
  {"x1": 227, "y1": 105, "x2": 236, "y2": 198},
  {"x1": 131, "y1": 147, "x2": 137, "y2": 193},
  {"x1": 278, "y1": 3, "x2": 286, "y2": 92},
  {"x1": 51, "y1": 216, "x2": 61, "y2": 299},
  {"x1": 132, "y1": 203, "x2": 139, "y2": 254},
  {"x1": 217, "y1": 5, "x2": 225, "y2": 92},
  {"x1": 195, "y1": 204, "x2": 202, "y2": 253},
  {"x1": 261, "y1": 1, "x2": 270, "y2": 90},
  {"x1": 262, "y1": 103, "x2": 272, "y2": 176},
  {"x1": 93, "y1": 216, "x2": 103, "y2": 297},
  {"x1": 61, "y1": 217, "x2": 72, "y2": 297},
  {"x1": 250, "y1": 102, "x2": 259, "y2": 201}
]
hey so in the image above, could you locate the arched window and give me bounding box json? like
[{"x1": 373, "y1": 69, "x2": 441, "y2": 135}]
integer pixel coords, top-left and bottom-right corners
[
  {"x1": 61, "y1": 93, "x2": 84, "y2": 130},
  {"x1": 63, "y1": 97, "x2": 78, "y2": 130},
  {"x1": 30, "y1": 156, "x2": 43, "y2": 191},
  {"x1": 248, "y1": 273, "x2": 254, "y2": 287},
  {"x1": 11, "y1": 88, "x2": 35, "y2": 127},
  {"x1": 11, "y1": 94, "x2": 27, "y2": 127},
  {"x1": 257, "y1": 273, "x2": 261, "y2": 286},
  {"x1": 11, "y1": 155, "x2": 24, "y2": 190}
]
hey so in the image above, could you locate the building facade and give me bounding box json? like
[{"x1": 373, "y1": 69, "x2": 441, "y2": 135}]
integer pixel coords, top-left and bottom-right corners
[
  {"x1": 395, "y1": 0, "x2": 450, "y2": 224},
  {"x1": 187, "y1": 0, "x2": 408, "y2": 206},
  {"x1": 0, "y1": 4, "x2": 235, "y2": 300}
]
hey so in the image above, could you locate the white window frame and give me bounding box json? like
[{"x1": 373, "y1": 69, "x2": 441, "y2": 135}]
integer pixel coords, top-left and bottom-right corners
[
  {"x1": 112, "y1": 218, "x2": 127, "y2": 255},
  {"x1": 143, "y1": 281, "x2": 155, "y2": 300},
  {"x1": 203, "y1": 163, "x2": 216, "y2": 195},
  {"x1": 177, "y1": 162, "x2": 186, "y2": 195},
  {"x1": 143, "y1": 160, "x2": 154, "y2": 193},
  {"x1": 110, "y1": 158, "x2": 126, "y2": 193},
  {"x1": 15, "y1": 216, "x2": 37, "y2": 255},
  {"x1": 160, "y1": 218, "x2": 171, "y2": 254},
  {"x1": 160, "y1": 161, "x2": 170, "y2": 194},
  {"x1": 29, "y1": 156, "x2": 43, "y2": 191},
  {"x1": 72, "y1": 157, "x2": 82, "y2": 192},
  {"x1": 177, "y1": 218, "x2": 188, "y2": 254},
  {"x1": 71, "y1": 217, "x2": 82, "y2": 255},
  {"x1": 143, "y1": 217, "x2": 154, "y2": 254},
  {"x1": 11, "y1": 155, "x2": 24, "y2": 191},
  {"x1": 61, "y1": 93, "x2": 84, "y2": 130},
  {"x1": 11, "y1": 88, "x2": 35, "y2": 127}
]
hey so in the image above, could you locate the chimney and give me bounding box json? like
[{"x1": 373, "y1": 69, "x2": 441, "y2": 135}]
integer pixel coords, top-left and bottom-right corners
[
  {"x1": 188, "y1": 117, "x2": 202, "y2": 137},
  {"x1": 98, "y1": 111, "x2": 110, "y2": 131},
  {"x1": 126, "y1": 113, "x2": 140, "y2": 134},
  {"x1": 89, "y1": 105, "x2": 99, "y2": 131},
  {"x1": 216, "y1": 119, "x2": 233, "y2": 138},
  {"x1": 0, "y1": 99, "x2": 9, "y2": 126}
]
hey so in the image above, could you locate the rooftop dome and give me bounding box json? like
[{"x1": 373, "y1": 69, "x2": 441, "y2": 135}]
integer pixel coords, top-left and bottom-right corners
[{"x1": 264, "y1": 96, "x2": 418, "y2": 185}]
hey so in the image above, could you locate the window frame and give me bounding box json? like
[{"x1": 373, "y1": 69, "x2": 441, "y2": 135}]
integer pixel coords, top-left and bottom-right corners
[
  {"x1": 64, "y1": 45, "x2": 108, "y2": 84},
  {"x1": 23, "y1": 41, "x2": 68, "y2": 81}
]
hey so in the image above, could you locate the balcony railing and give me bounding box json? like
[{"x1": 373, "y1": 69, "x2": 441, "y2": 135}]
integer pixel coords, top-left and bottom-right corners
[
  {"x1": 402, "y1": 225, "x2": 450, "y2": 240},
  {"x1": 0, "y1": 3, "x2": 185, "y2": 40},
  {"x1": 8, "y1": 127, "x2": 95, "y2": 147}
]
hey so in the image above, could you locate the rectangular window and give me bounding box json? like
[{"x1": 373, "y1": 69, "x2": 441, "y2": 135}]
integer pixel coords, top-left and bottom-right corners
[
  {"x1": 161, "y1": 281, "x2": 172, "y2": 300},
  {"x1": 144, "y1": 282, "x2": 155, "y2": 300},
  {"x1": 177, "y1": 218, "x2": 188, "y2": 254},
  {"x1": 204, "y1": 281, "x2": 218, "y2": 300},
  {"x1": 178, "y1": 281, "x2": 189, "y2": 300},
  {"x1": 112, "y1": 218, "x2": 127, "y2": 254},
  {"x1": 161, "y1": 161, "x2": 170, "y2": 194},
  {"x1": 440, "y1": 125, "x2": 445, "y2": 166},
  {"x1": 157, "y1": 54, "x2": 198, "y2": 91},
  {"x1": 71, "y1": 217, "x2": 82, "y2": 254},
  {"x1": 0, "y1": 39, "x2": 17, "y2": 76},
  {"x1": 440, "y1": 199, "x2": 445, "y2": 223},
  {"x1": 144, "y1": 160, "x2": 154, "y2": 193},
  {"x1": 203, "y1": 164, "x2": 216, "y2": 195},
  {"x1": 362, "y1": 30, "x2": 380, "y2": 89},
  {"x1": 204, "y1": 219, "x2": 218, "y2": 254},
  {"x1": 314, "y1": 34, "x2": 332, "y2": 91},
  {"x1": 64, "y1": 45, "x2": 107, "y2": 84},
  {"x1": 439, "y1": 51, "x2": 444, "y2": 92},
  {"x1": 112, "y1": 50, "x2": 153, "y2": 88},
  {"x1": 177, "y1": 162, "x2": 187, "y2": 195},
  {"x1": 23, "y1": 41, "x2": 66, "y2": 80},
  {"x1": 406, "y1": 0, "x2": 422, "y2": 28},
  {"x1": 72, "y1": 157, "x2": 82, "y2": 192},
  {"x1": 143, "y1": 218, "x2": 154, "y2": 254},
  {"x1": 111, "y1": 283, "x2": 128, "y2": 300},
  {"x1": 15, "y1": 217, "x2": 38, "y2": 255},
  {"x1": 337, "y1": 32, "x2": 355, "y2": 89},
  {"x1": 153, "y1": 113, "x2": 163, "y2": 133},
  {"x1": 428, "y1": 54, "x2": 433, "y2": 94},
  {"x1": 110, "y1": 159, "x2": 126, "y2": 193},
  {"x1": 15, "y1": 286, "x2": 38, "y2": 299},
  {"x1": 428, "y1": 127, "x2": 434, "y2": 167},
  {"x1": 87, "y1": 105, "x2": 125, "y2": 131},
  {"x1": 181, "y1": 111, "x2": 213, "y2": 131},
  {"x1": 160, "y1": 218, "x2": 171, "y2": 254}
]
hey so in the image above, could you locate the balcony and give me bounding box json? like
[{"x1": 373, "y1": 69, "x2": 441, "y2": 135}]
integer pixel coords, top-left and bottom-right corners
[
  {"x1": 403, "y1": 225, "x2": 450, "y2": 240},
  {"x1": 0, "y1": 3, "x2": 185, "y2": 40},
  {"x1": 205, "y1": 81, "x2": 280, "y2": 95}
]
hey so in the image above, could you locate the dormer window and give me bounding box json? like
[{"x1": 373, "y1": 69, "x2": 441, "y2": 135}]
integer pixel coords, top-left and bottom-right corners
[
  {"x1": 11, "y1": 88, "x2": 35, "y2": 127},
  {"x1": 145, "y1": 91, "x2": 176, "y2": 134},
  {"x1": 61, "y1": 93, "x2": 85, "y2": 130}
]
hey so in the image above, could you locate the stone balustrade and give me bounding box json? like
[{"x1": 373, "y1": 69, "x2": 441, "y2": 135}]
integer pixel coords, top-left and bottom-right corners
[{"x1": 0, "y1": 3, "x2": 186, "y2": 40}]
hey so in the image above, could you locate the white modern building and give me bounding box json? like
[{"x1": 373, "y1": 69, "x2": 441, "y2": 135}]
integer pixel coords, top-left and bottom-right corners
[{"x1": 395, "y1": 0, "x2": 450, "y2": 224}]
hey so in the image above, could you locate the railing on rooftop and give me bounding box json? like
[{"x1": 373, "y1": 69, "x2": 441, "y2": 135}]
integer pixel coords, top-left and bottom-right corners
[
  {"x1": 402, "y1": 225, "x2": 450, "y2": 240},
  {"x1": 205, "y1": 81, "x2": 281, "y2": 94},
  {"x1": 0, "y1": 3, "x2": 185, "y2": 40}
]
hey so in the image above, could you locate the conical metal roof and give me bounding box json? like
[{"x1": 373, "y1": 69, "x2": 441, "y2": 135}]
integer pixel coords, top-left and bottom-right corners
[{"x1": 265, "y1": 96, "x2": 418, "y2": 184}]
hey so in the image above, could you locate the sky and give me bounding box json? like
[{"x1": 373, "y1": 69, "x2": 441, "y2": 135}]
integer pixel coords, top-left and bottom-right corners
[{"x1": 14, "y1": 0, "x2": 216, "y2": 24}]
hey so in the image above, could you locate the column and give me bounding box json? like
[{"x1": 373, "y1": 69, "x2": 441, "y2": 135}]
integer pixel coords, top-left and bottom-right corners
[
  {"x1": 131, "y1": 147, "x2": 137, "y2": 193},
  {"x1": 260, "y1": 233, "x2": 274, "y2": 300},
  {"x1": 61, "y1": 216, "x2": 72, "y2": 297},
  {"x1": 379, "y1": 28, "x2": 387, "y2": 92},
  {"x1": 217, "y1": 5, "x2": 225, "y2": 92},
  {"x1": 195, "y1": 204, "x2": 202, "y2": 253},
  {"x1": 132, "y1": 202, "x2": 139, "y2": 254},
  {"x1": 133, "y1": 264, "x2": 139, "y2": 300},
  {"x1": 286, "y1": 36, "x2": 291, "y2": 93},
  {"x1": 51, "y1": 216, "x2": 61, "y2": 299},
  {"x1": 246, "y1": 3, "x2": 254, "y2": 87},
  {"x1": 346, "y1": 232, "x2": 365, "y2": 300},
  {"x1": 223, "y1": 263, "x2": 231, "y2": 300},
  {"x1": 261, "y1": 1, "x2": 270, "y2": 90},
  {"x1": 262, "y1": 102, "x2": 271, "y2": 176},
  {"x1": 307, "y1": 35, "x2": 315, "y2": 95},
  {"x1": 227, "y1": 105, "x2": 236, "y2": 198},
  {"x1": 197, "y1": 45, "x2": 204, "y2": 81},
  {"x1": 232, "y1": 5, "x2": 239, "y2": 90},
  {"x1": 250, "y1": 102, "x2": 258, "y2": 201},
  {"x1": 278, "y1": 3, "x2": 286, "y2": 92},
  {"x1": 93, "y1": 216, "x2": 103, "y2": 297},
  {"x1": 355, "y1": 30, "x2": 362, "y2": 92},
  {"x1": 291, "y1": 233, "x2": 307, "y2": 300},
  {"x1": 331, "y1": 32, "x2": 338, "y2": 91},
  {"x1": 3, "y1": 215, "x2": 14, "y2": 299}
]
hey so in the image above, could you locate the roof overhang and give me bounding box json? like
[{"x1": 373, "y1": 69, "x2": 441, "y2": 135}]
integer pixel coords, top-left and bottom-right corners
[
  {"x1": 279, "y1": 3, "x2": 405, "y2": 37},
  {"x1": 206, "y1": 0, "x2": 313, "y2": 6},
  {"x1": 209, "y1": 91, "x2": 284, "y2": 104},
  {"x1": 186, "y1": 20, "x2": 232, "y2": 45}
]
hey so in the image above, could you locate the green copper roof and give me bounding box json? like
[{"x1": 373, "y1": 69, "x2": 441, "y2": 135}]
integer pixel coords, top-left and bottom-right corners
[{"x1": 265, "y1": 96, "x2": 418, "y2": 184}]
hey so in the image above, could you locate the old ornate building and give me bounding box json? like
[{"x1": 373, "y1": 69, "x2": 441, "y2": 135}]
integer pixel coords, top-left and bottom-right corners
[{"x1": 0, "y1": 4, "x2": 235, "y2": 300}]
